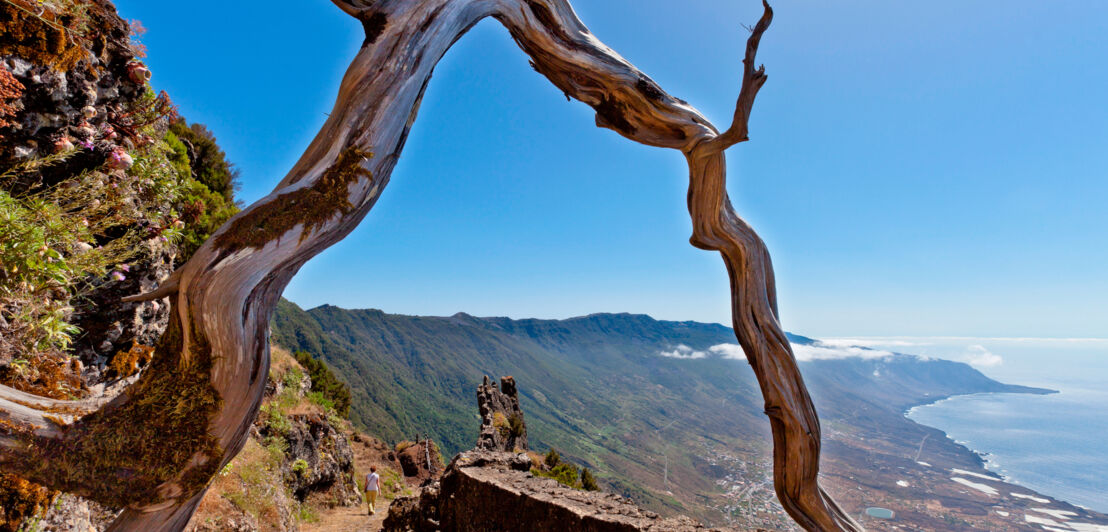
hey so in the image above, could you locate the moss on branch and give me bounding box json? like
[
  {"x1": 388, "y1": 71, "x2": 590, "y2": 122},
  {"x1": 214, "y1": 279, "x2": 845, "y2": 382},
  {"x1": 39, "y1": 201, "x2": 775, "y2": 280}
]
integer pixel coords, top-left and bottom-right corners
[
  {"x1": 213, "y1": 147, "x2": 373, "y2": 252},
  {"x1": 6, "y1": 312, "x2": 223, "y2": 508}
]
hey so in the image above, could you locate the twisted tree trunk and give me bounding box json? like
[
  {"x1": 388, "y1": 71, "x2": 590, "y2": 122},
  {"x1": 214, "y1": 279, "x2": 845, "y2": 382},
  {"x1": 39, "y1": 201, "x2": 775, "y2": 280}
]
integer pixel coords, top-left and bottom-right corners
[{"x1": 0, "y1": 1, "x2": 860, "y2": 530}]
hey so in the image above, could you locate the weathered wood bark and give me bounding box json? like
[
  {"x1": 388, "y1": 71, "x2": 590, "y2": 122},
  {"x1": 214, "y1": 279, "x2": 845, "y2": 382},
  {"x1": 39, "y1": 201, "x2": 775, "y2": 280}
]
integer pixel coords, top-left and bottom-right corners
[{"x1": 0, "y1": 1, "x2": 860, "y2": 530}]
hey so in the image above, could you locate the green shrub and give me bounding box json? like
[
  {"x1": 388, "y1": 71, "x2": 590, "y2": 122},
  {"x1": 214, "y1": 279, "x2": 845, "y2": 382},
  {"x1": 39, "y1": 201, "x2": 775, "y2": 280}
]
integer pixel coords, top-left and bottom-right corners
[
  {"x1": 259, "y1": 403, "x2": 291, "y2": 436},
  {"x1": 293, "y1": 350, "x2": 351, "y2": 418},
  {"x1": 282, "y1": 366, "x2": 304, "y2": 389},
  {"x1": 580, "y1": 467, "x2": 599, "y2": 491},
  {"x1": 297, "y1": 503, "x2": 319, "y2": 523},
  {"x1": 291, "y1": 459, "x2": 309, "y2": 477},
  {"x1": 533, "y1": 449, "x2": 599, "y2": 491},
  {"x1": 544, "y1": 449, "x2": 561, "y2": 469},
  {"x1": 307, "y1": 391, "x2": 334, "y2": 411},
  {"x1": 508, "y1": 413, "x2": 525, "y2": 438},
  {"x1": 379, "y1": 467, "x2": 409, "y2": 499},
  {"x1": 549, "y1": 463, "x2": 578, "y2": 487},
  {"x1": 163, "y1": 125, "x2": 239, "y2": 263},
  {"x1": 167, "y1": 120, "x2": 238, "y2": 201},
  {"x1": 533, "y1": 463, "x2": 580, "y2": 489}
]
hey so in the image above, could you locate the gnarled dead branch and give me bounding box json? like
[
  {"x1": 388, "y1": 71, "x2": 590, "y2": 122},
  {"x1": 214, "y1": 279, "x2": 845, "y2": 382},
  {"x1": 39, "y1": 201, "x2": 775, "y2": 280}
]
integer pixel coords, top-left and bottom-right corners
[{"x1": 0, "y1": 1, "x2": 859, "y2": 530}]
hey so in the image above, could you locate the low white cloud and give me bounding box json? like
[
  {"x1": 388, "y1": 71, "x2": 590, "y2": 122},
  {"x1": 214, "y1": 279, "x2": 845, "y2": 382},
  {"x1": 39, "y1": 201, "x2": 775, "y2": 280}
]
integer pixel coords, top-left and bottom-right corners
[
  {"x1": 709, "y1": 343, "x2": 747, "y2": 361},
  {"x1": 819, "y1": 338, "x2": 923, "y2": 348},
  {"x1": 661, "y1": 341, "x2": 903, "y2": 363},
  {"x1": 658, "y1": 344, "x2": 706, "y2": 359},
  {"x1": 793, "y1": 343, "x2": 895, "y2": 362},
  {"x1": 706, "y1": 342, "x2": 895, "y2": 362},
  {"x1": 963, "y1": 344, "x2": 1002, "y2": 367}
]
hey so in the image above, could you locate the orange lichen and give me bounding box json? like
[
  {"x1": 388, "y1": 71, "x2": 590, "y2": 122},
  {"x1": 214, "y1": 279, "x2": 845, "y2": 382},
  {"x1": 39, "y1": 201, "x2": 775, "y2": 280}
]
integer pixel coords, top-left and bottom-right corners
[
  {"x1": 0, "y1": 1, "x2": 88, "y2": 71},
  {"x1": 0, "y1": 65, "x2": 23, "y2": 130},
  {"x1": 0, "y1": 472, "x2": 56, "y2": 532},
  {"x1": 109, "y1": 342, "x2": 155, "y2": 378},
  {"x1": 0, "y1": 351, "x2": 87, "y2": 400},
  {"x1": 0, "y1": 418, "x2": 28, "y2": 435},
  {"x1": 43, "y1": 414, "x2": 69, "y2": 427}
]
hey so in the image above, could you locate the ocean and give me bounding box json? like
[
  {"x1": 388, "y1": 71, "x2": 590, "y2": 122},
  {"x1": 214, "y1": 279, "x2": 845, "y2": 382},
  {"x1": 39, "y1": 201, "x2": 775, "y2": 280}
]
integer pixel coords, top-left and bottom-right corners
[{"x1": 830, "y1": 337, "x2": 1108, "y2": 513}]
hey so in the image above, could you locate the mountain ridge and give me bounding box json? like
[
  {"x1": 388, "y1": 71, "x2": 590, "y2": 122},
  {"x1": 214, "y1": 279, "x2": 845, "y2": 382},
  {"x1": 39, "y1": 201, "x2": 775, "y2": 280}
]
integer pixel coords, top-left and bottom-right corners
[{"x1": 270, "y1": 298, "x2": 1087, "y2": 529}]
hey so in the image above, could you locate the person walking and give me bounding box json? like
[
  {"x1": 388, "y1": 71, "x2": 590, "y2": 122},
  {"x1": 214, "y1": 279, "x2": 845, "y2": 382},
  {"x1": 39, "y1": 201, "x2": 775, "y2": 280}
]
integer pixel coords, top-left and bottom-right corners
[{"x1": 365, "y1": 466, "x2": 381, "y2": 515}]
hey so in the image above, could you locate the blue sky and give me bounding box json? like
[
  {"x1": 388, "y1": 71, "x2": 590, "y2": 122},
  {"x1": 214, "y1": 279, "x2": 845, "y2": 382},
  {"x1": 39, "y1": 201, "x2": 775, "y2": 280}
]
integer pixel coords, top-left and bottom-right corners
[{"x1": 114, "y1": 0, "x2": 1107, "y2": 338}]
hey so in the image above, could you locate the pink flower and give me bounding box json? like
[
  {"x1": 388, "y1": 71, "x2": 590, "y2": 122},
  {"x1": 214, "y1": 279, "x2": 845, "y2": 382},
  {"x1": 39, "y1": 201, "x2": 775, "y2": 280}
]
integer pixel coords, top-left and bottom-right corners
[
  {"x1": 107, "y1": 149, "x2": 133, "y2": 170},
  {"x1": 111, "y1": 271, "x2": 126, "y2": 281}
]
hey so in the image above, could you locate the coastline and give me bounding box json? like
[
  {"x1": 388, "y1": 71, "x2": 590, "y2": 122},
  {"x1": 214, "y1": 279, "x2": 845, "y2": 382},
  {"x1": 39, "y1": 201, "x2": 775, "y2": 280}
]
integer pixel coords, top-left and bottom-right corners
[{"x1": 904, "y1": 388, "x2": 1108, "y2": 515}]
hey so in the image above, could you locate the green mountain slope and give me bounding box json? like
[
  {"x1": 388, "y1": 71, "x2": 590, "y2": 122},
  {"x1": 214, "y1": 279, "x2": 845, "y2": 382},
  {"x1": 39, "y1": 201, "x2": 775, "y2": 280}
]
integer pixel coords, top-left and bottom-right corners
[{"x1": 270, "y1": 299, "x2": 1052, "y2": 527}]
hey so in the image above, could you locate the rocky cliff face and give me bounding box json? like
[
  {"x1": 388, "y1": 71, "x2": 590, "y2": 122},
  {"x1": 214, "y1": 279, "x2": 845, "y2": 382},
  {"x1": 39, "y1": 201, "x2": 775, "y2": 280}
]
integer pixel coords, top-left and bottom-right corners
[
  {"x1": 1, "y1": 0, "x2": 177, "y2": 390},
  {"x1": 184, "y1": 349, "x2": 361, "y2": 531},
  {"x1": 264, "y1": 411, "x2": 362, "y2": 505},
  {"x1": 385, "y1": 450, "x2": 766, "y2": 532},
  {"x1": 1, "y1": 0, "x2": 146, "y2": 169},
  {"x1": 384, "y1": 377, "x2": 770, "y2": 532}
]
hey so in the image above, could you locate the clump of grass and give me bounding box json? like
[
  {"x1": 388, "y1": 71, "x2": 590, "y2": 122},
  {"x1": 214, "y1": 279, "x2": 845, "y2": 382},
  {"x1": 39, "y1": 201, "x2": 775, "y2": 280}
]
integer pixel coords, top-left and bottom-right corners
[
  {"x1": 378, "y1": 467, "x2": 410, "y2": 499},
  {"x1": 492, "y1": 412, "x2": 511, "y2": 440},
  {"x1": 219, "y1": 438, "x2": 289, "y2": 529},
  {"x1": 508, "y1": 413, "x2": 525, "y2": 438},
  {"x1": 282, "y1": 365, "x2": 305, "y2": 390},
  {"x1": 260, "y1": 402, "x2": 292, "y2": 437},
  {"x1": 296, "y1": 503, "x2": 319, "y2": 523},
  {"x1": 291, "y1": 459, "x2": 310, "y2": 477}
]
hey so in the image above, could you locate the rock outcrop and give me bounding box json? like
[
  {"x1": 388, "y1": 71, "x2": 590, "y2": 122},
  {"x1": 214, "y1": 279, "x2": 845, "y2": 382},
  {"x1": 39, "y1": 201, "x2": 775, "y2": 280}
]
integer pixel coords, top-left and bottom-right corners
[
  {"x1": 475, "y1": 375, "x2": 527, "y2": 453},
  {"x1": 1, "y1": 0, "x2": 146, "y2": 170},
  {"x1": 384, "y1": 451, "x2": 762, "y2": 532},
  {"x1": 384, "y1": 377, "x2": 764, "y2": 532},
  {"x1": 1, "y1": 0, "x2": 177, "y2": 388},
  {"x1": 396, "y1": 439, "x2": 444, "y2": 482},
  {"x1": 274, "y1": 412, "x2": 362, "y2": 505},
  {"x1": 37, "y1": 494, "x2": 120, "y2": 532},
  {"x1": 72, "y1": 239, "x2": 175, "y2": 386}
]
